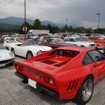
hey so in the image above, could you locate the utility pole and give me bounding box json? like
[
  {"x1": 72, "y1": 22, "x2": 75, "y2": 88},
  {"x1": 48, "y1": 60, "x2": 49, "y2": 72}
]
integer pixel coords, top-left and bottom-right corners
[
  {"x1": 24, "y1": 0, "x2": 27, "y2": 40},
  {"x1": 65, "y1": 18, "x2": 68, "y2": 35}
]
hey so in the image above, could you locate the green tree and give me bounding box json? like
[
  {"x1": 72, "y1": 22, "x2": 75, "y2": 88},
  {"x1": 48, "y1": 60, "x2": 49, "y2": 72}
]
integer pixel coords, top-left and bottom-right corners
[
  {"x1": 85, "y1": 28, "x2": 93, "y2": 33},
  {"x1": 62, "y1": 25, "x2": 69, "y2": 32},
  {"x1": 47, "y1": 24, "x2": 60, "y2": 34},
  {"x1": 69, "y1": 26, "x2": 73, "y2": 32},
  {"x1": 94, "y1": 28, "x2": 105, "y2": 33},
  {"x1": 33, "y1": 19, "x2": 41, "y2": 29},
  {"x1": 73, "y1": 27, "x2": 86, "y2": 33}
]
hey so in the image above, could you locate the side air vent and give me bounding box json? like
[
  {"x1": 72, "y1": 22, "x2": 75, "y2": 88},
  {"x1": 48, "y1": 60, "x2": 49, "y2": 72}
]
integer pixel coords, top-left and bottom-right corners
[{"x1": 66, "y1": 79, "x2": 79, "y2": 91}]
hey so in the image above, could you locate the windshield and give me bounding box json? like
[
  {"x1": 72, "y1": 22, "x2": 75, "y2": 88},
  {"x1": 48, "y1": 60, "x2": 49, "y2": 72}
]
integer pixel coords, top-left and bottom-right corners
[
  {"x1": 75, "y1": 37, "x2": 83, "y2": 41},
  {"x1": 40, "y1": 38, "x2": 65, "y2": 44},
  {"x1": 22, "y1": 39, "x2": 37, "y2": 46}
]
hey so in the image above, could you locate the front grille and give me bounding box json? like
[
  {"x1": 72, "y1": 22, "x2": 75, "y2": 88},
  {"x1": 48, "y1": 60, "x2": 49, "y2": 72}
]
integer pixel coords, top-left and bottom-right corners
[{"x1": 0, "y1": 59, "x2": 13, "y2": 64}]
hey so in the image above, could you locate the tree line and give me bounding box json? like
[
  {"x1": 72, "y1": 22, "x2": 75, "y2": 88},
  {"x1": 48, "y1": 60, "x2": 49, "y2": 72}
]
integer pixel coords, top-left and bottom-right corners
[{"x1": 0, "y1": 19, "x2": 105, "y2": 34}]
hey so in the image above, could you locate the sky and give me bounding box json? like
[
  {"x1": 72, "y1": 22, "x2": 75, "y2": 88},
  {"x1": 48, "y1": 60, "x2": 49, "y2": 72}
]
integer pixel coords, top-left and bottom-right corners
[{"x1": 0, "y1": 0, "x2": 105, "y2": 28}]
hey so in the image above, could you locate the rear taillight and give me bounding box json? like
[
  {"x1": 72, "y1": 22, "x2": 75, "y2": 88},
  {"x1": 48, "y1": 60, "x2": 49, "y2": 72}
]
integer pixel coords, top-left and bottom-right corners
[
  {"x1": 15, "y1": 64, "x2": 23, "y2": 71},
  {"x1": 49, "y1": 78, "x2": 55, "y2": 86},
  {"x1": 43, "y1": 75, "x2": 55, "y2": 86}
]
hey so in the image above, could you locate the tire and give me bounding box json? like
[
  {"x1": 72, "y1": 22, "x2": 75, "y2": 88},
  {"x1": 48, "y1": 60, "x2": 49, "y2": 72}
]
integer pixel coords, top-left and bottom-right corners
[
  {"x1": 11, "y1": 48, "x2": 15, "y2": 56},
  {"x1": 36, "y1": 50, "x2": 42, "y2": 55},
  {"x1": 5, "y1": 46, "x2": 9, "y2": 50},
  {"x1": 26, "y1": 51, "x2": 34, "y2": 59},
  {"x1": 74, "y1": 76, "x2": 94, "y2": 105}
]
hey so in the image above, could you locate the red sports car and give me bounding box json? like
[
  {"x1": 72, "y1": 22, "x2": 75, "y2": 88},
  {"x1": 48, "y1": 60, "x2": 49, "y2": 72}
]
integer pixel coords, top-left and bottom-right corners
[{"x1": 14, "y1": 46, "x2": 105, "y2": 105}]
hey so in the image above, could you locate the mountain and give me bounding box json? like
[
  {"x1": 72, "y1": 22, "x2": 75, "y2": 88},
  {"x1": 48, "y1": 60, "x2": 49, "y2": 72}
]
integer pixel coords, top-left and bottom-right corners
[
  {"x1": 0, "y1": 17, "x2": 64, "y2": 28},
  {"x1": 0, "y1": 17, "x2": 33, "y2": 25},
  {"x1": 41, "y1": 20, "x2": 64, "y2": 28}
]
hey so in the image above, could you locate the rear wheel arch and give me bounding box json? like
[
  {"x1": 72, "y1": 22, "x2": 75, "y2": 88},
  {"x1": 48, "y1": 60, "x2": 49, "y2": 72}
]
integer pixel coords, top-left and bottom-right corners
[
  {"x1": 74, "y1": 75, "x2": 94, "y2": 105},
  {"x1": 87, "y1": 74, "x2": 94, "y2": 80},
  {"x1": 11, "y1": 48, "x2": 15, "y2": 55},
  {"x1": 5, "y1": 46, "x2": 9, "y2": 50},
  {"x1": 26, "y1": 50, "x2": 34, "y2": 59}
]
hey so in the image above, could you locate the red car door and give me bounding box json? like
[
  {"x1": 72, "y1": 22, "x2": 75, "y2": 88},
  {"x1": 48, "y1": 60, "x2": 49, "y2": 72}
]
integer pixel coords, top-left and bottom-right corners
[
  {"x1": 93, "y1": 61, "x2": 105, "y2": 80},
  {"x1": 88, "y1": 50, "x2": 105, "y2": 80}
]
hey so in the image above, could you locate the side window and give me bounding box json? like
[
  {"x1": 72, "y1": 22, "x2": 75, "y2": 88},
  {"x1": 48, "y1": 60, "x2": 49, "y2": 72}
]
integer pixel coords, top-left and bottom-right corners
[
  {"x1": 64, "y1": 38, "x2": 68, "y2": 41},
  {"x1": 69, "y1": 38, "x2": 75, "y2": 42},
  {"x1": 83, "y1": 53, "x2": 93, "y2": 65},
  {"x1": 88, "y1": 50, "x2": 105, "y2": 62}
]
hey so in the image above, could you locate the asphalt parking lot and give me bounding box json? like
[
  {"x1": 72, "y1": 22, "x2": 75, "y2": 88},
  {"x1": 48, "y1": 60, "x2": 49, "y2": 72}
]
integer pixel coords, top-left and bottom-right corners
[{"x1": 0, "y1": 57, "x2": 105, "y2": 105}]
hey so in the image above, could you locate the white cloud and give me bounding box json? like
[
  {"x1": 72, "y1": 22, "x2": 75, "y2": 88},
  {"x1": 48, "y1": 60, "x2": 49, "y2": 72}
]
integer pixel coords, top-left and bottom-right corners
[{"x1": 0, "y1": 0, "x2": 105, "y2": 28}]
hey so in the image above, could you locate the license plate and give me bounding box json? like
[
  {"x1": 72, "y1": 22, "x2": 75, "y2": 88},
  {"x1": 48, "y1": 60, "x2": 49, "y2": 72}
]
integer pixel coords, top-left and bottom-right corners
[
  {"x1": 28, "y1": 78, "x2": 37, "y2": 89},
  {"x1": 0, "y1": 64, "x2": 6, "y2": 67}
]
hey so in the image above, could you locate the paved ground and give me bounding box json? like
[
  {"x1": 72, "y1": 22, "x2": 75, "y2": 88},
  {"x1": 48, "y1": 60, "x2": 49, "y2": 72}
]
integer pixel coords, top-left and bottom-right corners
[{"x1": 0, "y1": 57, "x2": 105, "y2": 105}]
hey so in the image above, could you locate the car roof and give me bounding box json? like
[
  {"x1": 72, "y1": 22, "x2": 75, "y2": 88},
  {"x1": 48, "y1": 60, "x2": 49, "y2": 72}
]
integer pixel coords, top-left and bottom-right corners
[{"x1": 56, "y1": 46, "x2": 93, "y2": 52}]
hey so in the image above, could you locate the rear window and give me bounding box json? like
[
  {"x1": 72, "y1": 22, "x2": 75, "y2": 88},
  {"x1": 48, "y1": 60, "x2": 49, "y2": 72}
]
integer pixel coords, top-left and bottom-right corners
[{"x1": 49, "y1": 49, "x2": 79, "y2": 57}]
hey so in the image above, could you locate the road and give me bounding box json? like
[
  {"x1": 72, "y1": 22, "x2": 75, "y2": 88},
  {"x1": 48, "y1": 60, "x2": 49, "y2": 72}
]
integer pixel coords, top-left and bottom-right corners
[{"x1": 0, "y1": 56, "x2": 105, "y2": 105}]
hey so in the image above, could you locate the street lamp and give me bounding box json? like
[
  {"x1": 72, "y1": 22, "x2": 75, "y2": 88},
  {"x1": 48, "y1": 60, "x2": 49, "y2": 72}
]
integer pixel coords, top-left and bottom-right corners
[
  {"x1": 96, "y1": 13, "x2": 100, "y2": 29},
  {"x1": 65, "y1": 18, "x2": 68, "y2": 35}
]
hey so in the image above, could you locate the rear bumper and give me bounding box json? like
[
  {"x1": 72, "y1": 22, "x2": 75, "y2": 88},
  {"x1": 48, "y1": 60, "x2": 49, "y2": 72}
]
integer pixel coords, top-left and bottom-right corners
[
  {"x1": 15, "y1": 72, "x2": 59, "y2": 98},
  {"x1": 15, "y1": 72, "x2": 28, "y2": 83},
  {"x1": 36, "y1": 83, "x2": 59, "y2": 98},
  {"x1": 15, "y1": 72, "x2": 26, "y2": 79}
]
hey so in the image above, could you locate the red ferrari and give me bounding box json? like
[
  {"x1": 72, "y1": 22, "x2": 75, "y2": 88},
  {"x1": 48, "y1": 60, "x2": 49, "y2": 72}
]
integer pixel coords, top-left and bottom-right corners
[{"x1": 14, "y1": 46, "x2": 105, "y2": 105}]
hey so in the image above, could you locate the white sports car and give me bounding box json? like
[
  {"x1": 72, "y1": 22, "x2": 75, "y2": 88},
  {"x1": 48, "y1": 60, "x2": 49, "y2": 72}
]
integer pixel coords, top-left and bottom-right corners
[
  {"x1": 4, "y1": 39, "x2": 52, "y2": 59},
  {"x1": 3, "y1": 40, "x2": 22, "y2": 50},
  {"x1": 0, "y1": 44, "x2": 15, "y2": 67},
  {"x1": 64, "y1": 36, "x2": 96, "y2": 48}
]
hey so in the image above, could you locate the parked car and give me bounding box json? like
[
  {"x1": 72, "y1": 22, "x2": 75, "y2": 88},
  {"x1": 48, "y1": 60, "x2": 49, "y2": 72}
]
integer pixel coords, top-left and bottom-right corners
[
  {"x1": 89, "y1": 37, "x2": 105, "y2": 48},
  {"x1": 64, "y1": 36, "x2": 96, "y2": 48},
  {"x1": 3, "y1": 40, "x2": 22, "y2": 50},
  {"x1": 14, "y1": 38, "x2": 76, "y2": 49},
  {"x1": 38, "y1": 37, "x2": 77, "y2": 48},
  {"x1": 3, "y1": 39, "x2": 52, "y2": 59},
  {"x1": 14, "y1": 46, "x2": 105, "y2": 104},
  {"x1": 0, "y1": 44, "x2": 15, "y2": 67}
]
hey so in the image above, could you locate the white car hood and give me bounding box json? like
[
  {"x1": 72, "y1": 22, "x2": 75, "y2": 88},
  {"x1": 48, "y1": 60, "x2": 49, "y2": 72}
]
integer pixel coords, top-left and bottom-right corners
[
  {"x1": 23, "y1": 45, "x2": 52, "y2": 51},
  {"x1": 0, "y1": 49, "x2": 14, "y2": 61},
  {"x1": 78, "y1": 41, "x2": 95, "y2": 44},
  {"x1": 4, "y1": 42, "x2": 22, "y2": 46}
]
